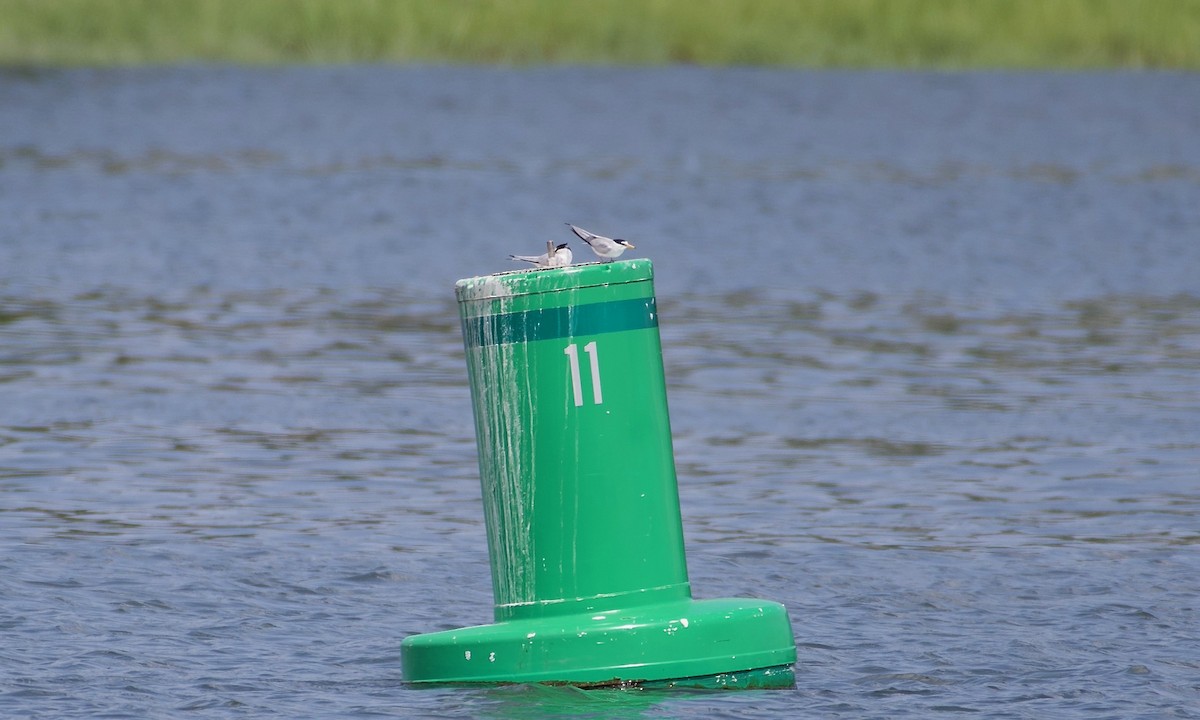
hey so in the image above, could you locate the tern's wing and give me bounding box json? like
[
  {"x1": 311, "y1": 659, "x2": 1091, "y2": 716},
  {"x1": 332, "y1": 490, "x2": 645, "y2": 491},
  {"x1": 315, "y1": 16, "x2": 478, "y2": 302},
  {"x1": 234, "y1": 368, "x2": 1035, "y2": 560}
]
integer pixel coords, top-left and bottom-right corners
[
  {"x1": 509, "y1": 254, "x2": 542, "y2": 263},
  {"x1": 566, "y1": 224, "x2": 598, "y2": 246}
]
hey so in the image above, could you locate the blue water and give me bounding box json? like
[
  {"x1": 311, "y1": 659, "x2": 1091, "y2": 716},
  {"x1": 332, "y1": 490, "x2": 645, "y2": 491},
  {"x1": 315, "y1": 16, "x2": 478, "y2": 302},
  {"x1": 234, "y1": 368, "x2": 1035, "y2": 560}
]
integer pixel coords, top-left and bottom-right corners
[{"x1": 2, "y1": 67, "x2": 1199, "y2": 718}]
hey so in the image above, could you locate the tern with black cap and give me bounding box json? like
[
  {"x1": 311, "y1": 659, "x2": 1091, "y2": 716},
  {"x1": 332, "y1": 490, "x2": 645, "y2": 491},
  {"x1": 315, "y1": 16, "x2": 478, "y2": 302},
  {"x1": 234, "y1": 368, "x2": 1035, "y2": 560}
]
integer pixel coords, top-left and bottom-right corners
[
  {"x1": 567, "y1": 224, "x2": 635, "y2": 262},
  {"x1": 510, "y1": 240, "x2": 573, "y2": 268}
]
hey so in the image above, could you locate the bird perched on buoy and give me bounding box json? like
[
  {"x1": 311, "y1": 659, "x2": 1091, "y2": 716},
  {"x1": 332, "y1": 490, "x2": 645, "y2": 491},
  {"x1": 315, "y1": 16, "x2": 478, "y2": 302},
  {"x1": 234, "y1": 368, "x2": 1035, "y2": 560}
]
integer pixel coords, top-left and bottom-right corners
[
  {"x1": 566, "y1": 224, "x2": 635, "y2": 262},
  {"x1": 510, "y1": 241, "x2": 573, "y2": 268}
]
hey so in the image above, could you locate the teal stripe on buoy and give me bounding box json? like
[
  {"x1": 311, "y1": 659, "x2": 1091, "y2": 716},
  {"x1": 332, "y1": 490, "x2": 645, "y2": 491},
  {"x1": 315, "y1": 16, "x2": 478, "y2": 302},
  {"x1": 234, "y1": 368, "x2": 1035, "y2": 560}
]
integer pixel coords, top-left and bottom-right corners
[{"x1": 462, "y1": 297, "x2": 657, "y2": 348}]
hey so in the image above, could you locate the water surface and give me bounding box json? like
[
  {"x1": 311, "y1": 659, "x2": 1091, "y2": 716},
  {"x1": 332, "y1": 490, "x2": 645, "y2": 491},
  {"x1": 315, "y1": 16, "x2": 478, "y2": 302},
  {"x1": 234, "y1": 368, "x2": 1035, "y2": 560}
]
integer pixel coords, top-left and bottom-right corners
[{"x1": 2, "y1": 67, "x2": 1199, "y2": 718}]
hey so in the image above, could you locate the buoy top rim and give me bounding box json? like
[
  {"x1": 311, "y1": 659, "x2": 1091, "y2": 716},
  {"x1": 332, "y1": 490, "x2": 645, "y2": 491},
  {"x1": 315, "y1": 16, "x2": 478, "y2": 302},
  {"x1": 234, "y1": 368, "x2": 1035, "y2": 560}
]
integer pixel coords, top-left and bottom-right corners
[{"x1": 455, "y1": 258, "x2": 654, "y2": 302}]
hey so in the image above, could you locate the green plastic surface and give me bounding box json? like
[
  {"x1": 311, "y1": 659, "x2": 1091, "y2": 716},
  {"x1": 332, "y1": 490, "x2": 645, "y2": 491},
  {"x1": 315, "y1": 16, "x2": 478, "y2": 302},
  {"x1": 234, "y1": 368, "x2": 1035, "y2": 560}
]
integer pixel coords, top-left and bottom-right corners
[
  {"x1": 401, "y1": 598, "x2": 796, "y2": 686},
  {"x1": 404, "y1": 259, "x2": 797, "y2": 686}
]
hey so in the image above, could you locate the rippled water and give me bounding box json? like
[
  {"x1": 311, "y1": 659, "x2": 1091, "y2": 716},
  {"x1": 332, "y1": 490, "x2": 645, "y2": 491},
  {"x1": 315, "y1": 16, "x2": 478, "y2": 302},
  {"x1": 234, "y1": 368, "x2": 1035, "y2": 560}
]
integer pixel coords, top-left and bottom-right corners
[{"x1": 2, "y1": 67, "x2": 1199, "y2": 718}]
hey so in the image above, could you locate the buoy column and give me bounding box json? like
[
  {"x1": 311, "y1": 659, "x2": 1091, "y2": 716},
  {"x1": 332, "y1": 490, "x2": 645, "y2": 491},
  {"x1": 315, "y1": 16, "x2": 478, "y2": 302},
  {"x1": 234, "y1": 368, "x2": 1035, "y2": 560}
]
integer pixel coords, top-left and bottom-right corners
[{"x1": 402, "y1": 259, "x2": 797, "y2": 687}]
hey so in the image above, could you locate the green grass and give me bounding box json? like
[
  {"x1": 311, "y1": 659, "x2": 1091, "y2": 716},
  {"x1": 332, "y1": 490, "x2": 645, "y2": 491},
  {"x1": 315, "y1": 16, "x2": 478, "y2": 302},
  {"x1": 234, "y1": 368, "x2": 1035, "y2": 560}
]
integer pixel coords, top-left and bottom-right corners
[{"x1": 1, "y1": 0, "x2": 1198, "y2": 68}]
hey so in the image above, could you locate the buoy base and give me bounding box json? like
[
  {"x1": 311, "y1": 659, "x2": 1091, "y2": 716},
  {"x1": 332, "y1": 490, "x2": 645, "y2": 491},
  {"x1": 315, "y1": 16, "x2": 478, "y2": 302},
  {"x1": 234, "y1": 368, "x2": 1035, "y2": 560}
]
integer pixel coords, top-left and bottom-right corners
[{"x1": 401, "y1": 597, "x2": 797, "y2": 688}]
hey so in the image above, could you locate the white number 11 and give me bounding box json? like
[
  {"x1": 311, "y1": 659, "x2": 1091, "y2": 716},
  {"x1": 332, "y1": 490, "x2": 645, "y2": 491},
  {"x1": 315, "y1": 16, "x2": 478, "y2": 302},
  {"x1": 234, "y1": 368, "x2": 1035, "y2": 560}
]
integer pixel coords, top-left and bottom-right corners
[{"x1": 564, "y1": 341, "x2": 603, "y2": 407}]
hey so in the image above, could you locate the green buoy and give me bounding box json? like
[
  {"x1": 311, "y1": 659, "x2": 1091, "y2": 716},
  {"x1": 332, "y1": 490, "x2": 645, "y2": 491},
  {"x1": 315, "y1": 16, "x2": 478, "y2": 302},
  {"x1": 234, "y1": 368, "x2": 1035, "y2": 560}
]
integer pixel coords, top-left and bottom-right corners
[{"x1": 402, "y1": 259, "x2": 796, "y2": 687}]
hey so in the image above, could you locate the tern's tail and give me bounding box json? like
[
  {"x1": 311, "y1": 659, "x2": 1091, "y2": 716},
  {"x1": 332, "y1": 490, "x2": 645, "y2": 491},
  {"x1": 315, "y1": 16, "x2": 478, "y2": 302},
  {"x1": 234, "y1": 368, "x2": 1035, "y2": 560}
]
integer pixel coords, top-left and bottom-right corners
[{"x1": 566, "y1": 223, "x2": 596, "y2": 245}]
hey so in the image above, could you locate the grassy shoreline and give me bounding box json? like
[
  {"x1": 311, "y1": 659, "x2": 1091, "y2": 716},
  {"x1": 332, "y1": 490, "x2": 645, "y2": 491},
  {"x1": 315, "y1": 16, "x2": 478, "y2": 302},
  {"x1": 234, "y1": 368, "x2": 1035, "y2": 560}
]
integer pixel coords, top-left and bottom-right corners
[{"x1": 1, "y1": 0, "x2": 1198, "y2": 69}]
